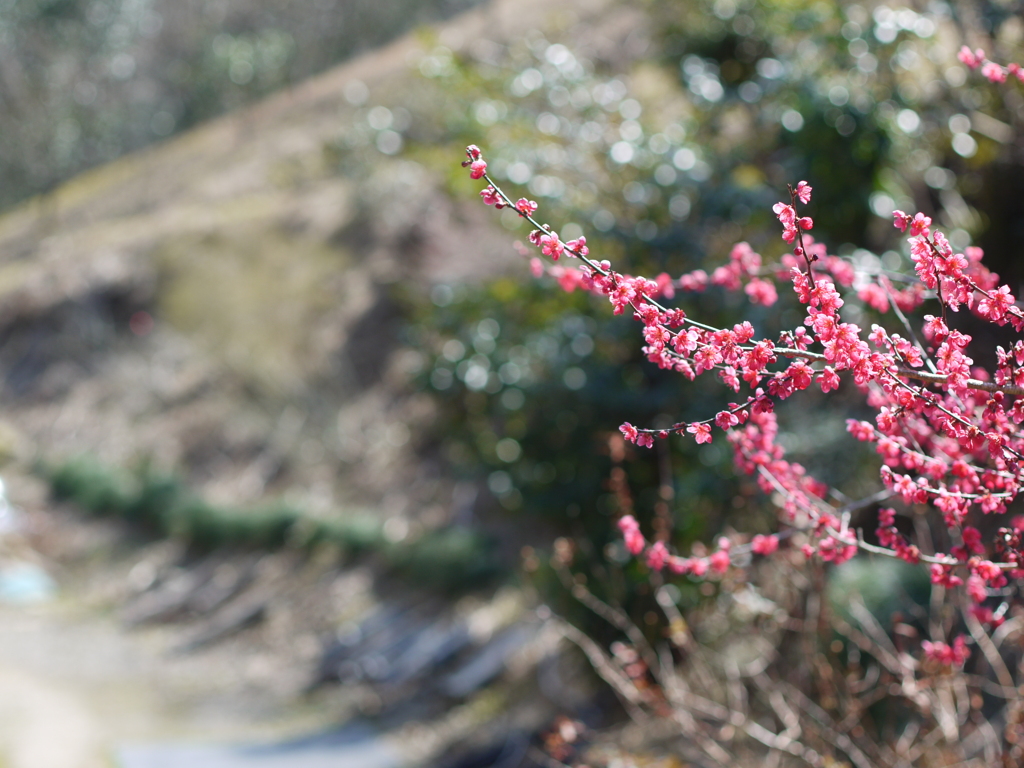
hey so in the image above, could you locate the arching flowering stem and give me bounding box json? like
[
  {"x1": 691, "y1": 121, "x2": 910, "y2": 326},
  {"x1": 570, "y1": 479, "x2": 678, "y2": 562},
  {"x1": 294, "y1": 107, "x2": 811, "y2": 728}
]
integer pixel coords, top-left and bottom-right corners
[
  {"x1": 469, "y1": 149, "x2": 1024, "y2": 400},
  {"x1": 462, "y1": 145, "x2": 1024, "y2": 582},
  {"x1": 784, "y1": 180, "x2": 816, "y2": 288},
  {"x1": 756, "y1": 464, "x2": 1016, "y2": 570}
]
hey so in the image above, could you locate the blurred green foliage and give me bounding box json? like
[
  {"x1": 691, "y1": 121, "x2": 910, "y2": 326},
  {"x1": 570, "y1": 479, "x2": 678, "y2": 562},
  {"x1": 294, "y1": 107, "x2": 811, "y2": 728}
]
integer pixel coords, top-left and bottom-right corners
[
  {"x1": 401, "y1": 276, "x2": 781, "y2": 632},
  {"x1": 405, "y1": 277, "x2": 751, "y2": 531},
  {"x1": 828, "y1": 556, "x2": 932, "y2": 627},
  {"x1": 45, "y1": 456, "x2": 499, "y2": 591}
]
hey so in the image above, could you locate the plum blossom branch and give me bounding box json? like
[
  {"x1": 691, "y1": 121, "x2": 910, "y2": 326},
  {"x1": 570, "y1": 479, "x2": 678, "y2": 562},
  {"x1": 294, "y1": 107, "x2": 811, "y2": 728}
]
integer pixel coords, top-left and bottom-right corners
[{"x1": 462, "y1": 144, "x2": 1024, "y2": 632}]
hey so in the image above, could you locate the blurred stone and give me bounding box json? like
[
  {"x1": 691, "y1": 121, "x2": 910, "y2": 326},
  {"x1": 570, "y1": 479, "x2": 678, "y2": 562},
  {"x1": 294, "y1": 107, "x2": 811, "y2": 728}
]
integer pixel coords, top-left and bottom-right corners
[
  {"x1": 0, "y1": 562, "x2": 56, "y2": 604},
  {"x1": 118, "y1": 723, "x2": 405, "y2": 768}
]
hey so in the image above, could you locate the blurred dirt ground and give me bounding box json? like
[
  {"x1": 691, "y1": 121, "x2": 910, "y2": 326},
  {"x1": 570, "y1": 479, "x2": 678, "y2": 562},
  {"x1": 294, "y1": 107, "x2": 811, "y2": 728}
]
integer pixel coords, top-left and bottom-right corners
[
  {"x1": 0, "y1": 0, "x2": 649, "y2": 765},
  {"x1": 0, "y1": 468, "x2": 601, "y2": 768}
]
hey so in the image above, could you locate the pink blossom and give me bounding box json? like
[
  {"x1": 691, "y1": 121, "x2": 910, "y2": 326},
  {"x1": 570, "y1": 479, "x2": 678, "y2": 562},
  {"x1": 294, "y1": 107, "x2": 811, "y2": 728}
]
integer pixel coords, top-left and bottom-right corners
[
  {"x1": 971, "y1": 605, "x2": 1005, "y2": 628},
  {"x1": 773, "y1": 202, "x2": 796, "y2": 227},
  {"x1": 715, "y1": 410, "x2": 739, "y2": 429},
  {"x1": 982, "y1": 61, "x2": 1007, "y2": 83},
  {"x1": 667, "y1": 556, "x2": 691, "y2": 574},
  {"x1": 469, "y1": 159, "x2": 487, "y2": 179},
  {"x1": 634, "y1": 303, "x2": 660, "y2": 326},
  {"x1": 876, "y1": 508, "x2": 899, "y2": 547},
  {"x1": 978, "y1": 285, "x2": 1015, "y2": 324},
  {"x1": 922, "y1": 314, "x2": 948, "y2": 343},
  {"x1": 966, "y1": 574, "x2": 987, "y2": 603},
  {"x1": 733, "y1": 321, "x2": 755, "y2": 343},
  {"x1": 480, "y1": 186, "x2": 503, "y2": 207},
  {"x1": 818, "y1": 367, "x2": 840, "y2": 393},
  {"x1": 461, "y1": 144, "x2": 1024, "y2": 661},
  {"x1": 623, "y1": 527, "x2": 645, "y2": 555},
  {"x1": 816, "y1": 536, "x2": 856, "y2": 564},
  {"x1": 909, "y1": 213, "x2": 932, "y2": 237},
  {"x1": 654, "y1": 272, "x2": 675, "y2": 299},
  {"x1": 663, "y1": 308, "x2": 687, "y2": 327},
  {"x1": 712, "y1": 264, "x2": 742, "y2": 290},
  {"x1": 618, "y1": 515, "x2": 646, "y2": 555},
  {"x1": 787, "y1": 362, "x2": 813, "y2": 391},
  {"x1": 540, "y1": 232, "x2": 564, "y2": 259},
  {"x1": 609, "y1": 280, "x2": 636, "y2": 315},
  {"x1": 895, "y1": 542, "x2": 920, "y2": 564},
  {"x1": 565, "y1": 236, "x2": 589, "y2": 257},
  {"x1": 708, "y1": 549, "x2": 730, "y2": 574},
  {"x1": 930, "y1": 564, "x2": 963, "y2": 589},
  {"x1": 962, "y1": 526, "x2": 984, "y2": 554},
  {"x1": 974, "y1": 560, "x2": 1007, "y2": 588},
  {"x1": 693, "y1": 346, "x2": 722, "y2": 375},
  {"x1": 679, "y1": 270, "x2": 709, "y2": 291},
  {"x1": 847, "y1": 420, "x2": 875, "y2": 442},
  {"x1": 958, "y1": 46, "x2": 984, "y2": 69},
  {"x1": 892, "y1": 210, "x2": 912, "y2": 232},
  {"x1": 922, "y1": 636, "x2": 970, "y2": 667},
  {"x1": 745, "y1": 278, "x2": 778, "y2": 306},
  {"x1": 859, "y1": 282, "x2": 889, "y2": 312},
  {"x1": 751, "y1": 534, "x2": 779, "y2": 555},
  {"x1": 646, "y1": 541, "x2": 668, "y2": 571},
  {"x1": 773, "y1": 202, "x2": 799, "y2": 243},
  {"x1": 730, "y1": 241, "x2": 759, "y2": 269},
  {"x1": 618, "y1": 514, "x2": 639, "y2": 533},
  {"x1": 795, "y1": 180, "x2": 812, "y2": 204},
  {"x1": 515, "y1": 198, "x2": 538, "y2": 216},
  {"x1": 530, "y1": 258, "x2": 544, "y2": 278},
  {"x1": 643, "y1": 324, "x2": 670, "y2": 349},
  {"x1": 687, "y1": 422, "x2": 712, "y2": 444}
]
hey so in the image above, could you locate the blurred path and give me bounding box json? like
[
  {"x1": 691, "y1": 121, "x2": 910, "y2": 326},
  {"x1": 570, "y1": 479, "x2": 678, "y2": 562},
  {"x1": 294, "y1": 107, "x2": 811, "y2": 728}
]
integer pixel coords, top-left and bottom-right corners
[
  {"x1": 0, "y1": 660, "x2": 102, "y2": 768},
  {"x1": 0, "y1": 605, "x2": 137, "y2": 768},
  {"x1": 118, "y1": 724, "x2": 403, "y2": 768},
  {"x1": 0, "y1": 600, "x2": 390, "y2": 768},
  {"x1": 0, "y1": 470, "x2": 406, "y2": 768}
]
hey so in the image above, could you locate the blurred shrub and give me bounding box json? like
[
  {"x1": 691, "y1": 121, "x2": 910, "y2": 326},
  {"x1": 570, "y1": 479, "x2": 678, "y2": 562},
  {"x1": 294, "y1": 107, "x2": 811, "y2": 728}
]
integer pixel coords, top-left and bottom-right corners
[
  {"x1": 402, "y1": 276, "x2": 781, "y2": 634},
  {"x1": 45, "y1": 456, "x2": 498, "y2": 591},
  {"x1": 385, "y1": 0, "x2": 1022, "y2": 272},
  {"x1": 828, "y1": 557, "x2": 932, "y2": 628}
]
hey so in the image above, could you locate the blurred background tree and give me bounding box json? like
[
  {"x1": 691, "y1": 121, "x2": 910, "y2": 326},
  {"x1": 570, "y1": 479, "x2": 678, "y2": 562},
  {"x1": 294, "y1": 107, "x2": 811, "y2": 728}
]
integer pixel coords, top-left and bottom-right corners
[{"x1": 0, "y1": 0, "x2": 484, "y2": 210}]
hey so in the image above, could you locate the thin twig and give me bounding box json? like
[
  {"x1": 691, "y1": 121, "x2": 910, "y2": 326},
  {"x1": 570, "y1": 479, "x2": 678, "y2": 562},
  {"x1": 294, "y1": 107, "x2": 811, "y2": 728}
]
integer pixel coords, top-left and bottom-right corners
[
  {"x1": 963, "y1": 605, "x2": 1016, "y2": 693},
  {"x1": 554, "y1": 618, "x2": 649, "y2": 723}
]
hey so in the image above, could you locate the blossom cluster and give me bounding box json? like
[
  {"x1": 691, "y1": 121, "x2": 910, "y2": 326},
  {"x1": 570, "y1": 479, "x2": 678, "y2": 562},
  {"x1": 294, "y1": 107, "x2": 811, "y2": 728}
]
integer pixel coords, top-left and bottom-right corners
[
  {"x1": 618, "y1": 514, "x2": 735, "y2": 577},
  {"x1": 462, "y1": 142, "x2": 1024, "y2": 668},
  {"x1": 958, "y1": 45, "x2": 1024, "y2": 84},
  {"x1": 922, "y1": 635, "x2": 971, "y2": 667}
]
